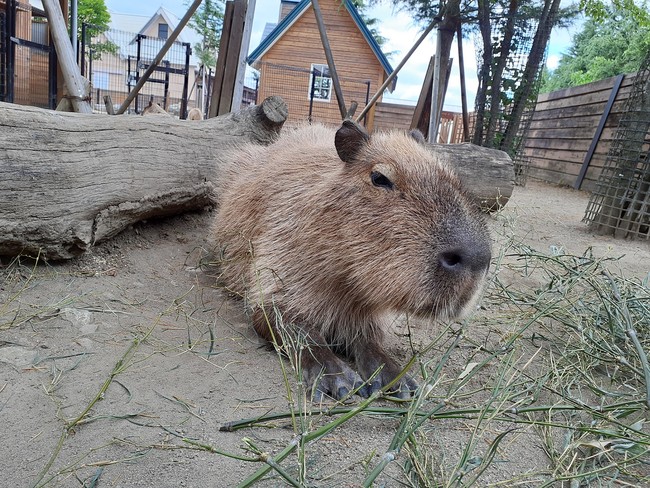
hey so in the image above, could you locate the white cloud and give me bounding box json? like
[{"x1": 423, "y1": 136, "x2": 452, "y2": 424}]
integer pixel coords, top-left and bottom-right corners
[{"x1": 546, "y1": 54, "x2": 560, "y2": 70}]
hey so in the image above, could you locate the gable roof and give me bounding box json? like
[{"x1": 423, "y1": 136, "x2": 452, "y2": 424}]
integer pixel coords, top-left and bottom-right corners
[
  {"x1": 109, "y1": 7, "x2": 201, "y2": 47},
  {"x1": 107, "y1": 8, "x2": 201, "y2": 66},
  {"x1": 247, "y1": 0, "x2": 393, "y2": 80}
]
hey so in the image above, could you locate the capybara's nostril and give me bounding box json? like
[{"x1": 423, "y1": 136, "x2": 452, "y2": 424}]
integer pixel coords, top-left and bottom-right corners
[
  {"x1": 440, "y1": 251, "x2": 463, "y2": 270},
  {"x1": 439, "y1": 242, "x2": 491, "y2": 274}
]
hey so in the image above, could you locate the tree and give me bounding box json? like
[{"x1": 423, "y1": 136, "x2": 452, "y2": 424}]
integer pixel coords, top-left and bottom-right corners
[
  {"x1": 187, "y1": 0, "x2": 224, "y2": 70},
  {"x1": 386, "y1": 0, "x2": 578, "y2": 154},
  {"x1": 580, "y1": 0, "x2": 650, "y2": 25},
  {"x1": 185, "y1": 0, "x2": 223, "y2": 114},
  {"x1": 76, "y1": 0, "x2": 110, "y2": 30},
  {"x1": 542, "y1": 4, "x2": 650, "y2": 92},
  {"x1": 74, "y1": 0, "x2": 115, "y2": 59},
  {"x1": 351, "y1": 0, "x2": 392, "y2": 52}
]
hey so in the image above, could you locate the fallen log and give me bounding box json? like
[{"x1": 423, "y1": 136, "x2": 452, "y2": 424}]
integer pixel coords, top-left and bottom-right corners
[
  {"x1": 428, "y1": 143, "x2": 514, "y2": 212},
  {"x1": 0, "y1": 96, "x2": 288, "y2": 260},
  {"x1": 0, "y1": 97, "x2": 512, "y2": 260}
]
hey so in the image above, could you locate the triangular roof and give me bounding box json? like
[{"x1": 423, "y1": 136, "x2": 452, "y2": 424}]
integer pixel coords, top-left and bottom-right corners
[
  {"x1": 109, "y1": 7, "x2": 201, "y2": 46},
  {"x1": 247, "y1": 0, "x2": 393, "y2": 79},
  {"x1": 107, "y1": 8, "x2": 201, "y2": 66}
]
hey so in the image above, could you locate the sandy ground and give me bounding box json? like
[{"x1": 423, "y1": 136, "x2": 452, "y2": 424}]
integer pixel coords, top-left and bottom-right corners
[{"x1": 1, "y1": 180, "x2": 648, "y2": 487}]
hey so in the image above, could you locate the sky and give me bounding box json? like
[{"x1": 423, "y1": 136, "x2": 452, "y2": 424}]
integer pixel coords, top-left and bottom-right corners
[{"x1": 103, "y1": 0, "x2": 579, "y2": 111}]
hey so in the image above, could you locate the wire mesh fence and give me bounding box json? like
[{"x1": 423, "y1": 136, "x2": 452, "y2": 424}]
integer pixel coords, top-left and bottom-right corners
[
  {"x1": 0, "y1": 6, "x2": 55, "y2": 109},
  {"x1": 472, "y1": 12, "x2": 548, "y2": 186},
  {"x1": 81, "y1": 24, "x2": 197, "y2": 117},
  {"x1": 255, "y1": 61, "x2": 372, "y2": 127},
  {"x1": 583, "y1": 51, "x2": 650, "y2": 240}
]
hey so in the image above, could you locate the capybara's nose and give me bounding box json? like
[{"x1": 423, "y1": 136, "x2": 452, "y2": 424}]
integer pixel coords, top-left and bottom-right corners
[{"x1": 438, "y1": 237, "x2": 491, "y2": 275}]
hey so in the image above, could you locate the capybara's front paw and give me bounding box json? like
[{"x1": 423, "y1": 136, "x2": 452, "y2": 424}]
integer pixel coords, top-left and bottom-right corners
[
  {"x1": 303, "y1": 353, "x2": 367, "y2": 401},
  {"x1": 356, "y1": 346, "x2": 418, "y2": 399},
  {"x1": 363, "y1": 361, "x2": 418, "y2": 399}
]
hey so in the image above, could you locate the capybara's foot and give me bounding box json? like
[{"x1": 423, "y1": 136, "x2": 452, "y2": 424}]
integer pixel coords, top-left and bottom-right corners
[
  {"x1": 355, "y1": 344, "x2": 418, "y2": 399},
  {"x1": 302, "y1": 347, "x2": 367, "y2": 400}
]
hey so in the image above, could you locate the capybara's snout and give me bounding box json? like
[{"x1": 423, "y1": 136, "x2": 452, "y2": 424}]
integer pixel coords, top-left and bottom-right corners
[{"x1": 437, "y1": 229, "x2": 492, "y2": 276}]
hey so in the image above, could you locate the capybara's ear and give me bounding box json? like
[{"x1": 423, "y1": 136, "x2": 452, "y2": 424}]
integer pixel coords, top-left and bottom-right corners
[
  {"x1": 335, "y1": 120, "x2": 370, "y2": 163},
  {"x1": 409, "y1": 129, "x2": 426, "y2": 145}
]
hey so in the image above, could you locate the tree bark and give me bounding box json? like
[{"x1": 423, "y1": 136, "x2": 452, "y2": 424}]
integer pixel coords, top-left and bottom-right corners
[
  {"x1": 0, "y1": 97, "x2": 512, "y2": 260},
  {"x1": 429, "y1": 143, "x2": 515, "y2": 212},
  {"x1": 484, "y1": 0, "x2": 519, "y2": 144},
  {"x1": 0, "y1": 96, "x2": 288, "y2": 260}
]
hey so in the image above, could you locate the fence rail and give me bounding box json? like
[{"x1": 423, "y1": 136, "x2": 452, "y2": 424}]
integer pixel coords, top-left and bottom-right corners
[
  {"x1": 522, "y1": 74, "x2": 641, "y2": 191},
  {"x1": 373, "y1": 102, "x2": 471, "y2": 143}
]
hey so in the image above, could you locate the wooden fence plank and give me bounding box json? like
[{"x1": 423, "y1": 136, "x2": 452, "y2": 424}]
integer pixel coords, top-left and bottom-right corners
[{"x1": 523, "y1": 72, "x2": 645, "y2": 188}]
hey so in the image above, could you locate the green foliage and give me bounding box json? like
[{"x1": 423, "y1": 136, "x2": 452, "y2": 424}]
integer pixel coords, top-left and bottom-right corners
[
  {"x1": 351, "y1": 0, "x2": 391, "y2": 51},
  {"x1": 186, "y1": 0, "x2": 224, "y2": 69},
  {"x1": 581, "y1": 0, "x2": 650, "y2": 25},
  {"x1": 75, "y1": 0, "x2": 116, "y2": 59},
  {"x1": 77, "y1": 0, "x2": 110, "y2": 32},
  {"x1": 542, "y1": 5, "x2": 650, "y2": 92}
]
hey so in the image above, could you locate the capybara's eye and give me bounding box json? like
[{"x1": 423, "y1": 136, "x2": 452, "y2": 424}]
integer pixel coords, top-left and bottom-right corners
[{"x1": 371, "y1": 171, "x2": 394, "y2": 190}]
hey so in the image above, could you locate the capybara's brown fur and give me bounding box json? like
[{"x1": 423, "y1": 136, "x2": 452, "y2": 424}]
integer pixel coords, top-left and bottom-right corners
[{"x1": 212, "y1": 120, "x2": 491, "y2": 399}]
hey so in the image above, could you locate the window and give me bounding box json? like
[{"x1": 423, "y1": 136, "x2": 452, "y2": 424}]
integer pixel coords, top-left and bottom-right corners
[
  {"x1": 158, "y1": 23, "x2": 169, "y2": 39},
  {"x1": 309, "y1": 64, "x2": 331, "y2": 102},
  {"x1": 92, "y1": 71, "x2": 109, "y2": 90}
]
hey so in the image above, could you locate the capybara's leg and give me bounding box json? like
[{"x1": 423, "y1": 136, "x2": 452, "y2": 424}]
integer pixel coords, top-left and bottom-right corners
[
  {"x1": 252, "y1": 309, "x2": 366, "y2": 400},
  {"x1": 353, "y1": 341, "x2": 418, "y2": 399}
]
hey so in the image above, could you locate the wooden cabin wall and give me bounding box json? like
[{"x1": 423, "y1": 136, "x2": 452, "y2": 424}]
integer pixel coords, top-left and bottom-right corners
[{"x1": 257, "y1": 0, "x2": 386, "y2": 129}]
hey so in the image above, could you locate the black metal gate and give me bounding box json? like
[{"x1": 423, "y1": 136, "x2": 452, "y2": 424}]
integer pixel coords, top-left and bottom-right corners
[
  {"x1": 1, "y1": 0, "x2": 57, "y2": 108},
  {"x1": 81, "y1": 24, "x2": 192, "y2": 117}
]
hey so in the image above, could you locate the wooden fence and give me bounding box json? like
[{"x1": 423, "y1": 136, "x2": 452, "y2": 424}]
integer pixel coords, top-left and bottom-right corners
[
  {"x1": 522, "y1": 73, "x2": 639, "y2": 191},
  {"x1": 373, "y1": 101, "x2": 469, "y2": 143}
]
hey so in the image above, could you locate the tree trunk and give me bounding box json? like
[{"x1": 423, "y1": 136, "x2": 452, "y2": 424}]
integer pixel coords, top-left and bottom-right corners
[
  {"x1": 500, "y1": 0, "x2": 561, "y2": 153},
  {"x1": 484, "y1": 0, "x2": 519, "y2": 144},
  {"x1": 0, "y1": 96, "x2": 288, "y2": 260},
  {"x1": 0, "y1": 97, "x2": 512, "y2": 260},
  {"x1": 435, "y1": 0, "x2": 461, "y2": 121},
  {"x1": 472, "y1": 0, "x2": 493, "y2": 145}
]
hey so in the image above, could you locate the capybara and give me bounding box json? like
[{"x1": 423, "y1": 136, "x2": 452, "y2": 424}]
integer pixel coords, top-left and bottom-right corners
[{"x1": 212, "y1": 120, "x2": 491, "y2": 399}]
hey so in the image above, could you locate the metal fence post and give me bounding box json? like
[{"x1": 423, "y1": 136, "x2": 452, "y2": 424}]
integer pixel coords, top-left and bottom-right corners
[
  {"x1": 179, "y1": 42, "x2": 191, "y2": 119},
  {"x1": 80, "y1": 22, "x2": 86, "y2": 76},
  {"x1": 308, "y1": 68, "x2": 316, "y2": 123}
]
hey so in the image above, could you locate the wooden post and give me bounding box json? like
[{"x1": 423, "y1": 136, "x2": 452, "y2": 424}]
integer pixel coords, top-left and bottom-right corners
[
  {"x1": 410, "y1": 56, "x2": 453, "y2": 138},
  {"x1": 311, "y1": 0, "x2": 347, "y2": 120},
  {"x1": 428, "y1": 25, "x2": 443, "y2": 142},
  {"x1": 356, "y1": 18, "x2": 439, "y2": 123},
  {"x1": 209, "y1": 0, "x2": 247, "y2": 117},
  {"x1": 457, "y1": 22, "x2": 470, "y2": 142},
  {"x1": 574, "y1": 74, "x2": 624, "y2": 190},
  {"x1": 42, "y1": 0, "x2": 92, "y2": 113},
  {"x1": 231, "y1": 0, "x2": 256, "y2": 111},
  {"x1": 115, "y1": 0, "x2": 202, "y2": 115}
]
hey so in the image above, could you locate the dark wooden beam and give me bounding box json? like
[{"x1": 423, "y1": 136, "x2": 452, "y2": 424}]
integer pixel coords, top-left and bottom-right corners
[{"x1": 574, "y1": 74, "x2": 625, "y2": 190}]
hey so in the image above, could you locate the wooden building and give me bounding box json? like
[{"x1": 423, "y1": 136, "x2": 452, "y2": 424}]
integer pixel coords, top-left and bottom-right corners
[{"x1": 247, "y1": 0, "x2": 394, "y2": 129}]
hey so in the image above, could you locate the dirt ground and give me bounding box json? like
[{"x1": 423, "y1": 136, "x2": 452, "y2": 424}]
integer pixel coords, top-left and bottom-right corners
[{"x1": 1, "y1": 180, "x2": 648, "y2": 487}]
